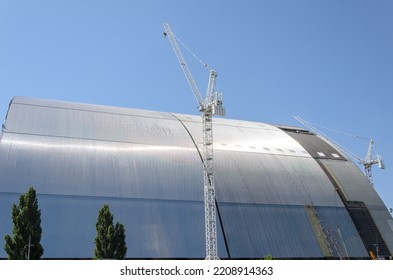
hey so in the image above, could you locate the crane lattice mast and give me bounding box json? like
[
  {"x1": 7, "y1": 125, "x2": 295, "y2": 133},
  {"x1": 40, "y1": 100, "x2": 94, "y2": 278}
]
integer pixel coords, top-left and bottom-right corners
[{"x1": 163, "y1": 23, "x2": 225, "y2": 260}]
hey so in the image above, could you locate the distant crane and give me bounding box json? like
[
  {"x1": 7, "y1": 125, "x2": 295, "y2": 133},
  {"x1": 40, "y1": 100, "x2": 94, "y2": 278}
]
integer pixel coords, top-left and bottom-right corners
[
  {"x1": 293, "y1": 116, "x2": 385, "y2": 187},
  {"x1": 163, "y1": 23, "x2": 225, "y2": 260}
]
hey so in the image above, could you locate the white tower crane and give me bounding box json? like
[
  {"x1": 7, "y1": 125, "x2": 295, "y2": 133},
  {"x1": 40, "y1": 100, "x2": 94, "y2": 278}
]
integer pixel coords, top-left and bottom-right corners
[
  {"x1": 163, "y1": 23, "x2": 224, "y2": 260},
  {"x1": 362, "y1": 139, "x2": 385, "y2": 186},
  {"x1": 293, "y1": 116, "x2": 385, "y2": 187}
]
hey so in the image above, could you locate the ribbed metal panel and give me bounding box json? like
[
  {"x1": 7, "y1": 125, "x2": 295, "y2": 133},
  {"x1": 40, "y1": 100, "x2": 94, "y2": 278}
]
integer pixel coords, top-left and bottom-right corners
[
  {"x1": 315, "y1": 206, "x2": 369, "y2": 258},
  {"x1": 8, "y1": 96, "x2": 174, "y2": 121},
  {"x1": 219, "y1": 203, "x2": 323, "y2": 258},
  {"x1": 286, "y1": 128, "x2": 392, "y2": 256},
  {"x1": 214, "y1": 151, "x2": 344, "y2": 207},
  {"x1": 0, "y1": 133, "x2": 203, "y2": 201},
  {"x1": 175, "y1": 115, "x2": 311, "y2": 157},
  {"x1": 0, "y1": 193, "x2": 228, "y2": 259},
  {"x1": 284, "y1": 130, "x2": 346, "y2": 160},
  {"x1": 320, "y1": 160, "x2": 393, "y2": 255},
  {"x1": 345, "y1": 201, "x2": 390, "y2": 257},
  {"x1": 321, "y1": 160, "x2": 384, "y2": 205},
  {"x1": 6, "y1": 98, "x2": 193, "y2": 148},
  {"x1": 0, "y1": 97, "x2": 214, "y2": 258},
  {"x1": 1, "y1": 96, "x2": 389, "y2": 259}
]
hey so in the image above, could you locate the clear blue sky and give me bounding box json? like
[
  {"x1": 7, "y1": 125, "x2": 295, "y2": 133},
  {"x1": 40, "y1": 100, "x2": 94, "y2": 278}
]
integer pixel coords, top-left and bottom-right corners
[{"x1": 0, "y1": 0, "x2": 392, "y2": 212}]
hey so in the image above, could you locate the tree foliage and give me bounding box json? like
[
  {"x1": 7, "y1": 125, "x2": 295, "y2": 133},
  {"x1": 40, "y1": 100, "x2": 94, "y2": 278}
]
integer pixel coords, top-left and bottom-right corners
[
  {"x1": 4, "y1": 187, "x2": 44, "y2": 259},
  {"x1": 94, "y1": 204, "x2": 127, "y2": 259}
]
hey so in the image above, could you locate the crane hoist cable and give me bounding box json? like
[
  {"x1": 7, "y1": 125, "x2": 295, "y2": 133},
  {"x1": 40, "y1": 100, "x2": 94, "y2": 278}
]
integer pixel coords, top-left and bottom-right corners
[
  {"x1": 300, "y1": 119, "x2": 369, "y2": 141},
  {"x1": 173, "y1": 33, "x2": 210, "y2": 69}
]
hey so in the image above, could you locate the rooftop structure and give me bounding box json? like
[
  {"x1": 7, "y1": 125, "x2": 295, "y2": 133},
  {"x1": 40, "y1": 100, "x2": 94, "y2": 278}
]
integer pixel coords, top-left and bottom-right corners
[{"x1": 0, "y1": 96, "x2": 392, "y2": 259}]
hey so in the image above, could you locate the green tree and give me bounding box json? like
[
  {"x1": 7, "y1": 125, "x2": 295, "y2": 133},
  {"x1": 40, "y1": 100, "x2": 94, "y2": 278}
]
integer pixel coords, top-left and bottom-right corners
[
  {"x1": 4, "y1": 187, "x2": 44, "y2": 259},
  {"x1": 94, "y1": 204, "x2": 127, "y2": 259}
]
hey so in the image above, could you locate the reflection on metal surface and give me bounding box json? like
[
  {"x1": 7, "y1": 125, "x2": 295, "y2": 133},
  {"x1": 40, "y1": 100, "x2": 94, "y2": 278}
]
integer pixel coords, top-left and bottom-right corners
[
  {"x1": 0, "y1": 96, "x2": 391, "y2": 258},
  {"x1": 2, "y1": 137, "x2": 192, "y2": 153}
]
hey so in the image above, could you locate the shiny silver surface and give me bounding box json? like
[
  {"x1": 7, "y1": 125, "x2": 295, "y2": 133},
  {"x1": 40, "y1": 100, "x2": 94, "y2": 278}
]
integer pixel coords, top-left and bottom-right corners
[
  {"x1": 0, "y1": 96, "x2": 390, "y2": 258},
  {"x1": 213, "y1": 151, "x2": 343, "y2": 206},
  {"x1": 219, "y1": 203, "x2": 323, "y2": 258}
]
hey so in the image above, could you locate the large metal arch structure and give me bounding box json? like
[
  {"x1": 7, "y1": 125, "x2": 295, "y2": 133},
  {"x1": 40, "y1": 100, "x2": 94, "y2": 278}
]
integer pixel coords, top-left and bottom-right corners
[{"x1": 0, "y1": 96, "x2": 392, "y2": 259}]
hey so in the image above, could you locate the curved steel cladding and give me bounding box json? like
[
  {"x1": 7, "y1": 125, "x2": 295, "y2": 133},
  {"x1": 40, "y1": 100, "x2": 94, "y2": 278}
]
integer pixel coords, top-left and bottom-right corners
[
  {"x1": 0, "y1": 96, "x2": 391, "y2": 259},
  {"x1": 0, "y1": 96, "x2": 216, "y2": 259}
]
